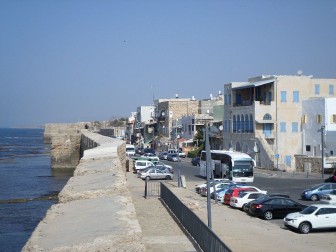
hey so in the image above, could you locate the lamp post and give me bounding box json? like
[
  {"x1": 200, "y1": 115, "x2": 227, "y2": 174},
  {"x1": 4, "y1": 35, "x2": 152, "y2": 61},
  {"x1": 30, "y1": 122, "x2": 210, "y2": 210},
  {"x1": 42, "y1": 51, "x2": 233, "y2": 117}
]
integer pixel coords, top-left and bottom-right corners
[
  {"x1": 318, "y1": 125, "x2": 325, "y2": 178},
  {"x1": 205, "y1": 124, "x2": 212, "y2": 229}
]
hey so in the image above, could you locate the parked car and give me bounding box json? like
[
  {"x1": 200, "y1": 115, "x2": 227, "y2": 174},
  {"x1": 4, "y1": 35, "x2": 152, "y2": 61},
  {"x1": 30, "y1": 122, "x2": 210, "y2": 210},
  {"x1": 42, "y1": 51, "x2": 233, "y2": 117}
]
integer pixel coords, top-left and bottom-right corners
[
  {"x1": 284, "y1": 204, "x2": 336, "y2": 234},
  {"x1": 158, "y1": 152, "x2": 168, "y2": 160},
  {"x1": 141, "y1": 153, "x2": 159, "y2": 161},
  {"x1": 167, "y1": 153, "x2": 180, "y2": 162},
  {"x1": 223, "y1": 187, "x2": 259, "y2": 205},
  {"x1": 230, "y1": 191, "x2": 267, "y2": 209},
  {"x1": 136, "y1": 147, "x2": 145, "y2": 155},
  {"x1": 243, "y1": 193, "x2": 290, "y2": 213},
  {"x1": 178, "y1": 150, "x2": 187, "y2": 158},
  {"x1": 140, "y1": 167, "x2": 174, "y2": 181},
  {"x1": 217, "y1": 183, "x2": 245, "y2": 203},
  {"x1": 195, "y1": 179, "x2": 230, "y2": 194},
  {"x1": 301, "y1": 183, "x2": 336, "y2": 201},
  {"x1": 136, "y1": 161, "x2": 173, "y2": 174},
  {"x1": 191, "y1": 157, "x2": 200, "y2": 166},
  {"x1": 137, "y1": 165, "x2": 172, "y2": 178},
  {"x1": 126, "y1": 144, "x2": 136, "y2": 156},
  {"x1": 319, "y1": 189, "x2": 336, "y2": 205},
  {"x1": 249, "y1": 197, "x2": 307, "y2": 220},
  {"x1": 143, "y1": 148, "x2": 155, "y2": 154},
  {"x1": 134, "y1": 160, "x2": 154, "y2": 172},
  {"x1": 200, "y1": 182, "x2": 232, "y2": 197}
]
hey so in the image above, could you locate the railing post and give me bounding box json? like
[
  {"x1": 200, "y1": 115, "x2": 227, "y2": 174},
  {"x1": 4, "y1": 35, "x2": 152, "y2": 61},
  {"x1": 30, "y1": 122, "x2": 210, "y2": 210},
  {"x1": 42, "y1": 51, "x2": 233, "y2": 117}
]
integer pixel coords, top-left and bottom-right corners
[{"x1": 144, "y1": 180, "x2": 147, "y2": 199}]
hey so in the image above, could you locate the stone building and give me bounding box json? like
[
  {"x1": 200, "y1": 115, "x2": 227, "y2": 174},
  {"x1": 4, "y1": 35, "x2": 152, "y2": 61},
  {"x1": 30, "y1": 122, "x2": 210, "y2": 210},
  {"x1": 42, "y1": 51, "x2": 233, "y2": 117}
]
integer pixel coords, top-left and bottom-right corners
[{"x1": 223, "y1": 75, "x2": 336, "y2": 171}]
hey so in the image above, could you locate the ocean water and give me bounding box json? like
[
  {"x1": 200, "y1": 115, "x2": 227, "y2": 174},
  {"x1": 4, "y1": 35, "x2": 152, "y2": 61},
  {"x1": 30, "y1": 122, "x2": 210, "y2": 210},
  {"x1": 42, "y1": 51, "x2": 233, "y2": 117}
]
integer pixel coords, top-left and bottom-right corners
[{"x1": 0, "y1": 128, "x2": 73, "y2": 252}]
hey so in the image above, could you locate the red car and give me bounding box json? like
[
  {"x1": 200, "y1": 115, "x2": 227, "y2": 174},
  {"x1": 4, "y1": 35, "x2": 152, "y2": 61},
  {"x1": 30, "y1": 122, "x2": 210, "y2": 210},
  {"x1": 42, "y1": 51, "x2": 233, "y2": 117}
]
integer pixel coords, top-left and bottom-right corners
[{"x1": 223, "y1": 187, "x2": 257, "y2": 205}]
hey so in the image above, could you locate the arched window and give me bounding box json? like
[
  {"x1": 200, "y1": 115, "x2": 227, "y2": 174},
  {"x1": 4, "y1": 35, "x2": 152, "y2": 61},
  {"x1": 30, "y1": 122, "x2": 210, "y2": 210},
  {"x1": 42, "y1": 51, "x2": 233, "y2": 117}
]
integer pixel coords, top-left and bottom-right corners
[
  {"x1": 245, "y1": 114, "x2": 249, "y2": 133},
  {"x1": 263, "y1": 113, "x2": 272, "y2": 120},
  {"x1": 250, "y1": 114, "x2": 254, "y2": 133},
  {"x1": 237, "y1": 114, "x2": 241, "y2": 132},
  {"x1": 241, "y1": 114, "x2": 245, "y2": 132},
  {"x1": 233, "y1": 115, "x2": 236, "y2": 133}
]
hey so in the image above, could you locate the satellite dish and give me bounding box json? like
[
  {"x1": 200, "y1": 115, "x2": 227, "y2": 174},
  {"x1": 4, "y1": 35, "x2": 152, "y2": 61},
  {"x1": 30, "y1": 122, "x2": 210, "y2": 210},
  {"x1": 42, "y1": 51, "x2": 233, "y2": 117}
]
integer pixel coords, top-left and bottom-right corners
[
  {"x1": 175, "y1": 93, "x2": 179, "y2": 99},
  {"x1": 297, "y1": 70, "x2": 303, "y2": 76}
]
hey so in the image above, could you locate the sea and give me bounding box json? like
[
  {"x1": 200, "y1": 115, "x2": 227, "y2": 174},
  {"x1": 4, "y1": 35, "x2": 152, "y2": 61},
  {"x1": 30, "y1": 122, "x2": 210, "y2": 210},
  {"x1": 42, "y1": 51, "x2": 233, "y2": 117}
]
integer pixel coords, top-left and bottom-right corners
[{"x1": 0, "y1": 128, "x2": 74, "y2": 252}]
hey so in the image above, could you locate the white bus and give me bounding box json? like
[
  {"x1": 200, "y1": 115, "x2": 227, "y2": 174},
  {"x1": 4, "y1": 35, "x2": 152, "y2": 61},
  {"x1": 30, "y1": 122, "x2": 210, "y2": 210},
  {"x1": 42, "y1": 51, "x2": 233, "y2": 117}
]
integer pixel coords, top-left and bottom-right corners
[{"x1": 199, "y1": 150, "x2": 255, "y2": 183}]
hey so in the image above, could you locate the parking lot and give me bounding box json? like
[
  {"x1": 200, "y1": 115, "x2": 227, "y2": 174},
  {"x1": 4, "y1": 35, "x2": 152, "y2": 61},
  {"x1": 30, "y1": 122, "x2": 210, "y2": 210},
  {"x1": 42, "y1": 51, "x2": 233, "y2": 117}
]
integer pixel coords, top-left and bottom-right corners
[{"x1": 131, "y1": 156, "x2": 336, "y2": 251}]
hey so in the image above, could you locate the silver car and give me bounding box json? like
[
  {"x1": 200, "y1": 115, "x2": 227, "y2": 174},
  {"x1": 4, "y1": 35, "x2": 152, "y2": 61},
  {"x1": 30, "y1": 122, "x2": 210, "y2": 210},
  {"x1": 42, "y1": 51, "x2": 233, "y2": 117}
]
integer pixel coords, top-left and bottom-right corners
[{"x1": 140, "y1": 168, "x2": 174, "y2": 181}]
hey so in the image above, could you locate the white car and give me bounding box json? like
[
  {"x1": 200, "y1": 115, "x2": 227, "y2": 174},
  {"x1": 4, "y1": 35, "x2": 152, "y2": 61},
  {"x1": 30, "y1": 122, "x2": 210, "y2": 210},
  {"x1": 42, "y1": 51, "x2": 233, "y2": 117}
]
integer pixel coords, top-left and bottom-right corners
[
  {"x1": 320, "y1": 190, "x2": 336, "y2": 205},
  {"x1": 200, "y1": 182, "x2": 231, "y2": 197},
  {"x1": 284, "y1": 204, "x2": 336, "y2": 234},
  {"x1": 195, "y1": 179, "x2": 230, "y2": 194},
  {"x1": 230, "y1": 191, "x2": 267, "y2": 209},
  {"x1": 140, "y1": 168, "x2": 174, "y2": 181}
]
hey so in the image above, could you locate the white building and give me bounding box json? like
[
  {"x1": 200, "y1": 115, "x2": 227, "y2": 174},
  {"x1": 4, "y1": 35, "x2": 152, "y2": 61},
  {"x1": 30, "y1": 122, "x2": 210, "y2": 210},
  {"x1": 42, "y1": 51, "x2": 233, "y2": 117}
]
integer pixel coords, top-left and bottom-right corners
[{"x1": 302, "y1": 97, "x2": 336, "y2": 157}]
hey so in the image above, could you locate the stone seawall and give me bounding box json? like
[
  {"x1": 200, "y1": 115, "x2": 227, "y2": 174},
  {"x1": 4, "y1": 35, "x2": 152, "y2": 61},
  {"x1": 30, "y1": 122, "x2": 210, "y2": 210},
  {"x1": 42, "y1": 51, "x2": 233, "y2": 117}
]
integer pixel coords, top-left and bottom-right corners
[
  {"x1": 23, "y1": 130, "x2": 145, "y2": 251},
  {"x1": 44, "y1": 123, "x2": 90, "y2": 168}
]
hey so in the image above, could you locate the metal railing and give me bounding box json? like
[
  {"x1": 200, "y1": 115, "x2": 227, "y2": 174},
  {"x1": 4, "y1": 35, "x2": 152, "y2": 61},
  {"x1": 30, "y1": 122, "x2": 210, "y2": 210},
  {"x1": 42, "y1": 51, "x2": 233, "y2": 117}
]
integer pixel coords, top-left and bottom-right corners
[
  {"x1": 144, "y1": 180, "x2": 161, "y2": 198},
  {"x1": 160, "y1": 183, "x2": 232, "y2": 252}
]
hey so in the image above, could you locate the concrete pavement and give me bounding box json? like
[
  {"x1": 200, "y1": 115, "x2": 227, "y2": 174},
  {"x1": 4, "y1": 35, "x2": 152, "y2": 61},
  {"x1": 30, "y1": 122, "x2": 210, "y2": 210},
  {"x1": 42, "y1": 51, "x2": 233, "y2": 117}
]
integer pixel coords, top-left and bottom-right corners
[{"x1": 126, "y1": 172, "x2": 199, "y2": 252}]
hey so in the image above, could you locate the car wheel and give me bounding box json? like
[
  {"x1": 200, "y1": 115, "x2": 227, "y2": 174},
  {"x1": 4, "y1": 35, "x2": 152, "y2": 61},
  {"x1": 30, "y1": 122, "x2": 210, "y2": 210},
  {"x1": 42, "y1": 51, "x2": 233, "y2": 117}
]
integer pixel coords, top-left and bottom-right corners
[
  {"x1": 299, "y1": 222, "x2": 311, "y2": 234},
  {"x1": 165, "y1": 175, "x2": 171, "y2": 180},
  {"x1": 264, "y1": 211, "x2": 273, "y2": 220},
  {"x1": 145, "y1": 176, "x2": 150, "y2": 181},
  {"x1": 242, "y1": 204, "x2": 247, "y2": 211},
  {"x1": 310, "y1": 194, "x2": 319, "y2": 201}
]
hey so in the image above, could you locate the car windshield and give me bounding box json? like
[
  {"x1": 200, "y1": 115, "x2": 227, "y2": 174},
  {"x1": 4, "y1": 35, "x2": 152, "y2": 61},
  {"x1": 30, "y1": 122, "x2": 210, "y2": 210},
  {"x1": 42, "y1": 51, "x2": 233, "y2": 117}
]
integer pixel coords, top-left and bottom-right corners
[{"x1": 300, "y1": 205, "x2": 318, "y2": 215}]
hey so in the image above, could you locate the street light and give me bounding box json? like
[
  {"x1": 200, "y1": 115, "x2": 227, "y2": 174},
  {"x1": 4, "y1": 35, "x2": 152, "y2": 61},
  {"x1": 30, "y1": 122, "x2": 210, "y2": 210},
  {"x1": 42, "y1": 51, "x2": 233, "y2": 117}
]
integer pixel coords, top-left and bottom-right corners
[{"x1": 318, "y1": 125, "x2": 325, "y2": 178}]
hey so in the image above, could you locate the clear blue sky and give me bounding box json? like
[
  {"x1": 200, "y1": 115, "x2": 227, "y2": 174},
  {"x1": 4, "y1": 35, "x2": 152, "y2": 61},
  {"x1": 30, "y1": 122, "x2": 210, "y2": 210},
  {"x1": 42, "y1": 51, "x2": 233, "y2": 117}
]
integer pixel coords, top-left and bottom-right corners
[{"x1": 1, "y1": 1, "x2": 335, "y2": 127}]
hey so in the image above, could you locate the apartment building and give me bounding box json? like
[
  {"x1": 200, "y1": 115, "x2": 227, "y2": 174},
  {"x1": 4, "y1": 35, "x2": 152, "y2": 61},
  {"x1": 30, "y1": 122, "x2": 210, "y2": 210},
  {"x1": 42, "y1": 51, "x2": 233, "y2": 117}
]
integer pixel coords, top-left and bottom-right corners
[
  {"x1": 223, "y1": 75, "x2": 336, "y2": 171},
  {"x1": 302, "y1": 97, "x2": 336, "y2": 157}
]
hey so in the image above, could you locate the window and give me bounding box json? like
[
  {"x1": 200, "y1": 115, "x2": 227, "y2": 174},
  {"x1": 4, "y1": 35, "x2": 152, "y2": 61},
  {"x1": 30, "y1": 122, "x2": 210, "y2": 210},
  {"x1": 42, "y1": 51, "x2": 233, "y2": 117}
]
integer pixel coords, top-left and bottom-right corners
[
  {"x1": 293, "y1": 91, "x2": 299, "y2": 102},
  {"x1": 306, "y1": 145, "x2": 311, "y2": 152},
  {"x1": 281, "y1": 91, "x2": 287, "y2": 102},
  {"x1": 233, "y1": 115, "x2": 236, "y2": 132},
  {"x1": 237, "y1": 114, "x2": 241, "y2": 131},
  {"x1": 301, "y1": 115, "x2": 308, "y2": 124},
  {"x1": 249, "y1": 114, "x2": 254, "y2": 133},
  {"x1": 331, "y1": 114, "x2": 336, "y2": 124},
  {"x1": 263, "y1": 113, "x2": 272, "y2": 120},
  {"x1": 292, "y1": 122, "x2": 298, "y2": 132},
  {"x1": 241, "y1": 114, "x2": 245, "y2": 132},
  {"x1": 315, "y1": 84, "x2": 320, "y2": 95},
  {"x1": 285, "y1": 155, "x2": 292, "y2": 167},
  {"x1": 280, "y1": 122, "x2": 286, "y2": 132},
  {"x1": 245, "y1": 115, "x2": 249, "y2": 132},
  {"x1": 329, "y1": 84, "x2": 334, "y2": 95},
  {"x1": 317, "y1": 114, "x2": 323, "y2": 124}
]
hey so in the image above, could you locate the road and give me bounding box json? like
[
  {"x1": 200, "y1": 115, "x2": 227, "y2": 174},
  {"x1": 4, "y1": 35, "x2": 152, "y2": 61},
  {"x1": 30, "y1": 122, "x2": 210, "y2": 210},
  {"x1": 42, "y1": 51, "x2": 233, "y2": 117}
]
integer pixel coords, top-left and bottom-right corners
[{"x1": 165, "y1": 157, "x2": 326, "y2": 228}]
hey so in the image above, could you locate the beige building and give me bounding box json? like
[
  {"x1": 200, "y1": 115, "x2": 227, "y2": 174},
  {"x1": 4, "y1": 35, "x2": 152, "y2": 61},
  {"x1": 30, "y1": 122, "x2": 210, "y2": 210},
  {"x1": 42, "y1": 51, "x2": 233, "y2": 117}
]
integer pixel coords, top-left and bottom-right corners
[{"x1": 223, "y1": 75, "x2": 336, "y2": 171}]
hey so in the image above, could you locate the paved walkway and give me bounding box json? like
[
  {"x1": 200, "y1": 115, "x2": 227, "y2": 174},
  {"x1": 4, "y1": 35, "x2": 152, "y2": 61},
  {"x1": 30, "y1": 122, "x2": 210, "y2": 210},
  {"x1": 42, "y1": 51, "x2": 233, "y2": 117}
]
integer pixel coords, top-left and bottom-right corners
[{"x1": 126, "y1": 172, "x2": 199, "y2": 252}]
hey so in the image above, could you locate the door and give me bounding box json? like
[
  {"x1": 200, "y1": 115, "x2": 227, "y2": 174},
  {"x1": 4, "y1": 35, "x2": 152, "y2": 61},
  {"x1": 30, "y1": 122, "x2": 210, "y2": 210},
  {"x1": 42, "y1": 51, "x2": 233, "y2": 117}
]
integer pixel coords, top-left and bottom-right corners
[
  {"x1": 263, "y1": 123, "x2": 272, "y2": 138},
  {"x1": 314, "y1": 207, "x2": 334, "y2": 229}
]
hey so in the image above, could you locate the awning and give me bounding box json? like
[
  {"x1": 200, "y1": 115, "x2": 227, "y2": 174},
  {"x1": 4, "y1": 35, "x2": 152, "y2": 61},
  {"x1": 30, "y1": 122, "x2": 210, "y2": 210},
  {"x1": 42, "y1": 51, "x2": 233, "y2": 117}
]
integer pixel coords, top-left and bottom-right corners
[{"x1": 233, "y1": 79, "x2": 275, "y2": 90}]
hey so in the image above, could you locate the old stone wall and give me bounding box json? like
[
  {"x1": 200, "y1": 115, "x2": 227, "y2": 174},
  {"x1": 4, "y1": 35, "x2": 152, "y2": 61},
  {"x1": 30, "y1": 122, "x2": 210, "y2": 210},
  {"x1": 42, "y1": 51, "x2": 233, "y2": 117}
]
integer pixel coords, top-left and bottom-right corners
[
  {"x1": 23, "y1": 129, "x2": 144, "y2": 251},
  {"x1": 44, "y1": 123, "x2": 90, "y2": 168}
]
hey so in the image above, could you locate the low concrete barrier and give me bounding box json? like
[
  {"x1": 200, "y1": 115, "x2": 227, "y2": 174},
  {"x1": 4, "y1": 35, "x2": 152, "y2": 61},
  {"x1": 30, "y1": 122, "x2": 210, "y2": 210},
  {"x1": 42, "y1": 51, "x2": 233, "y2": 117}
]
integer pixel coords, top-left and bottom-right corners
[{"x1": 23, "y1": 130, "x2": 145, "y2": 251}]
